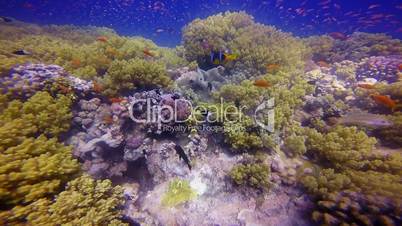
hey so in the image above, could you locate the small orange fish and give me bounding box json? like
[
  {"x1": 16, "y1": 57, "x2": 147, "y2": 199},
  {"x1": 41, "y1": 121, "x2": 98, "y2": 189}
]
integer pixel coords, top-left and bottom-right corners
[
  {"x1": 103, "y1": 115, "x2": 114, "y2": 124},
  {"x1": 266, "y1": 64, "x2": 280, "y2": 73},
  {"x1": 370, "y1": 94, "x2": 396, "y2": 111},
  {"x1": 97, "y1": 36, "x2": 108, "y2": 42},
  {"x1": 357, "y1": 83, "x2": 376, "y2": 89},
  {"x1": 71, "y1": 59, "x2": 81, "y2": 68},
  {"x1": 93, "y1": 81, "x2": 103, "y2": 93},
  {"x1": 109, "y1": 97, "x2": 125, "y2": 103},
  {"x1": 398, "y1": 64, "x2": 402, "y2": 71},
  {"x1": 316, "y1": 61, "x2": 330, "y2": 68},
  {"x1": 143, "y1": 48, "x2": 155, "y2": 57},
  {"x1": 254, "y1": 79, "x2": 271, "y2": 88}
]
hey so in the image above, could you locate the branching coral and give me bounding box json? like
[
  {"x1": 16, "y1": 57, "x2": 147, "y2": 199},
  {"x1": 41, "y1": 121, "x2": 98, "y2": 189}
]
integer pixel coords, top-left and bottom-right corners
[
  {"x1": 284, "y1": 134, "x2": 307, "y2": 157},
  {"x1": 0, "y1": 91, "x2": 72, "y2": 143},
  {"x1": 0, "y1": 135, "x2": 79, "y2": 206},
  {"x1": 230, "y1": 162, "x2": 271, "y2": 190},
  {"x1": 304, "y1": 126, "x2": 377, "y2": 170},
  {"x1": 161, "y1": 178, "x2": 197, "y2": 207},
  {"x1": 24, "y1": 175, "x2": 127, "y2": 225},
  {"x1": 100, "y1": 58, "x2": 172, "y2": 96},
  {"x1": 301, "y1": 126, "x2": 402, "y2": 226},
  {"x1": 0, "y1": 90, "x2": 78, "y2": 224},
  {"x1": 182, "y1": 11, "x2": 309, "y2": 75}
]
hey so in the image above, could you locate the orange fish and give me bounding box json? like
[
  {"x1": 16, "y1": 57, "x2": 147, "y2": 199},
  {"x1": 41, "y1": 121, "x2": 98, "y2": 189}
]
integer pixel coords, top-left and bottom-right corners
[
  {"x1": 143, "y1": 48, "x2": 155, "y2": 57},
  {"x1": 71, "y1": 59, "x2": 81, "y2": 68},
  {"x1": 357, "y1": 83, "x2": 376, "y2": 89},
  {"x1": 370, "y1": 94, "x2": 396, "y2": 111},
  {"x1": 266, "y1": 64, "x2": 280, "y2": 73},
  {"x1": 254, "y1": 79, "x2": 271, "y2": 88},
  {"x1": 109, "y1": 97, "x2": 126, "y2": 103},
  {"x1": 398, "y1": 64, "x2": 402, "y2": 71},
  {"x1": 103, "y1": 115, "x2": 114, "y2": 124},
  {"x1": 93, "y1": 81, "x2": 103, "y2": 93},
  {"x1": 316, "y1": 61, "x2": 330, "y2": 68},
  {"x1": 97, "y1": 36, "x2": 108, "y2": 42}
]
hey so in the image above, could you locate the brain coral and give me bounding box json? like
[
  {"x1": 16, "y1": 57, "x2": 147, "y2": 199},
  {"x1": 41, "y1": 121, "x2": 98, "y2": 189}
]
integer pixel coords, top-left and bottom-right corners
[{"x1": 182, "y1": 11, "x2": 309, "y2": 75}]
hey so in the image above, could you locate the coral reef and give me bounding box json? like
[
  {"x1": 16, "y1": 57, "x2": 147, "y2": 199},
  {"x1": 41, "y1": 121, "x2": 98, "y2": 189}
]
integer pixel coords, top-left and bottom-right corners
[
  {"x1": 25, "y1": 175, "x2": 127, "y2": 225},
  {"x1": 356, "y1": 56, "x2": 402, "y2": 83},
  {"x1": 230, "y1": 162, "x2": 271, "y2": 190},
  {"x1": 306, "y1": 32, "x2": 402, "y2": 63},
  {"x1": 101, "y1": 58, "x2": 172, "y2": 96},
  {"x1": 0, "y1": 63, "x2": 93, "y2": 99},
  {"x1": 182, "y1": 11, "x2": 309, "y2": 75},
  {"x1": 0, "y1": 91, "x2": 80, "y2": 224}
]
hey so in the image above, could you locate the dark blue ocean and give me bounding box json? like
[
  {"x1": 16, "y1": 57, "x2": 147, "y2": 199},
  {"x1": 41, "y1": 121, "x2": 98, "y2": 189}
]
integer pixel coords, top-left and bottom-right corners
[{"x1": 1, "y1": 0, "x2": 402, "y2": 47}]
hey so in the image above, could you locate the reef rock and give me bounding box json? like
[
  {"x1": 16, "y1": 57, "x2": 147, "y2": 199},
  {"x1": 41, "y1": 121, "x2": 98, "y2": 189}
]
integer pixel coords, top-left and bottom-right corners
[{"x1": 356, "y1": 56, "x2": 402, "y2": 83}]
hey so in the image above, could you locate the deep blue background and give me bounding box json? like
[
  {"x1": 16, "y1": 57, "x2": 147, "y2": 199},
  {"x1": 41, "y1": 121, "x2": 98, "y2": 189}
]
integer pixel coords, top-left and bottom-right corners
[{"x1": 1, "y1": 0, "x2": 402, "y2": 47}]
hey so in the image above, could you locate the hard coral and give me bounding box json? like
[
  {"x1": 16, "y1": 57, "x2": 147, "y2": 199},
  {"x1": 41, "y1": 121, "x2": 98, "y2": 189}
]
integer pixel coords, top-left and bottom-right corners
[
  {"x1": 183, "y1": 11, "x2": 309, "y2": 75},
  {"x1": 230, "y1": 162, "x2": 271, "y2": 190},
  {"x1": 101, "y1": 58, "x2": 172, "y2": 96},
  {"x1": 25, "y1": 175, "x2": 127, "y2": 225}
]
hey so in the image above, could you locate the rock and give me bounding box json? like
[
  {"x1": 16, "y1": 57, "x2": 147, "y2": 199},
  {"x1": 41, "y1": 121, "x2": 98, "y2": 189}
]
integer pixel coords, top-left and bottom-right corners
[
  {"x1": 271, "y1": 155, "x2": 285, "y2": 173},
  {"x1": 288, "y1": 168, "x2": 297, "y2": 177}
]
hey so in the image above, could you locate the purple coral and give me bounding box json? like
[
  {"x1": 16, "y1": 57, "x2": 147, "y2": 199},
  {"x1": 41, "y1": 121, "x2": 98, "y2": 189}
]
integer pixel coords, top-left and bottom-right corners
[
  {"x1": 356, "y1": 56, "x2": 402, "y2": 83},
  {"x1": 0, "y1": 63, "x2": 92, "y2": 98}
]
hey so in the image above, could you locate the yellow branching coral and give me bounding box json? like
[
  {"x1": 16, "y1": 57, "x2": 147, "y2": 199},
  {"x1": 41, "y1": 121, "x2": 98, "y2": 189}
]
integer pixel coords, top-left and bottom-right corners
[
  {"x1": 24, "y1": 175, "x2": 127, "y2": 225},
  {"x1": 0, "y1": 91, "x2": 72, "y2": 144},
  {"x1": 183, "y1": 11, "x2": 309, "y2": 75},
  {"x1": 101, "y1": 58, "x2": 172, "y2": 96},
  {"x1": 0, "y1": 135, "x2": 79, "y2": 206}
]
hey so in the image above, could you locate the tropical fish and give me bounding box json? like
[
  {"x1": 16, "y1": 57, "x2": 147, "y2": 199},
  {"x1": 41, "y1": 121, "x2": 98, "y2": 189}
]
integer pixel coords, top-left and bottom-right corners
[
  {"x1": 398, "y1": 64, "x2": 402, "y2": 71},
  {"x1": 316, "y1": 60, "x2": 330, "y2": 68},
  {"x1": 357, "y1": 83, "x2": 376, "y2": 89},
  {"x1": 155, "y1": 28, "x2": 164, "y2": 33},
  {"x1": 330, "y1": 111, "x2": 393, "y2": 128},
  {"x1": 96, "y1": 36, "x2": 108, "y2": 42},
  {"x1": 266, "y1": 63, "x2": 280, "y2": 72},
  {"x1": 71, "y1": 59, "x2": 81, "y2": 68},
  {"x1": 370, "y1": 94, "x2": 396, "y2": 111},
  {"x1": 109, "y1": 97, "x2": 126, "y2": 103},
  {"x1": 368, "y1": 4, "x2": 381, "y2": 10},
  {"x1": 328, "y1": 32, "x2": 348, "y2": 41},
  {"x1": 174, "y1": 144, "x2": 191, "y2": 170},
  {"x1": 12, "y1": 49, "x2": 31, "y2": 56},
  {"x1": 92, "y1": 81, "x2": 103, "y2": 93},
  {"x1": 143, "y1": 48, "x2": 155, "y2": 57},
  {"x1": 254, "y1": 79, "x2": 271, "y2": 88},
  {"x1": 210, "y1": 51, "x2": 224, "y2": 64},
  {"x1": 224, "y1": 53, "x2": 238, "y2": 61}
]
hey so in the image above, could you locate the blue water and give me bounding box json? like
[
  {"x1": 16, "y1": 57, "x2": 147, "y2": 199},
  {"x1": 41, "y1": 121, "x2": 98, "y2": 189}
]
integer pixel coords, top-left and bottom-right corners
[{"x1": 1, "y1": 0, "x2": 402, "y2": 47}]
